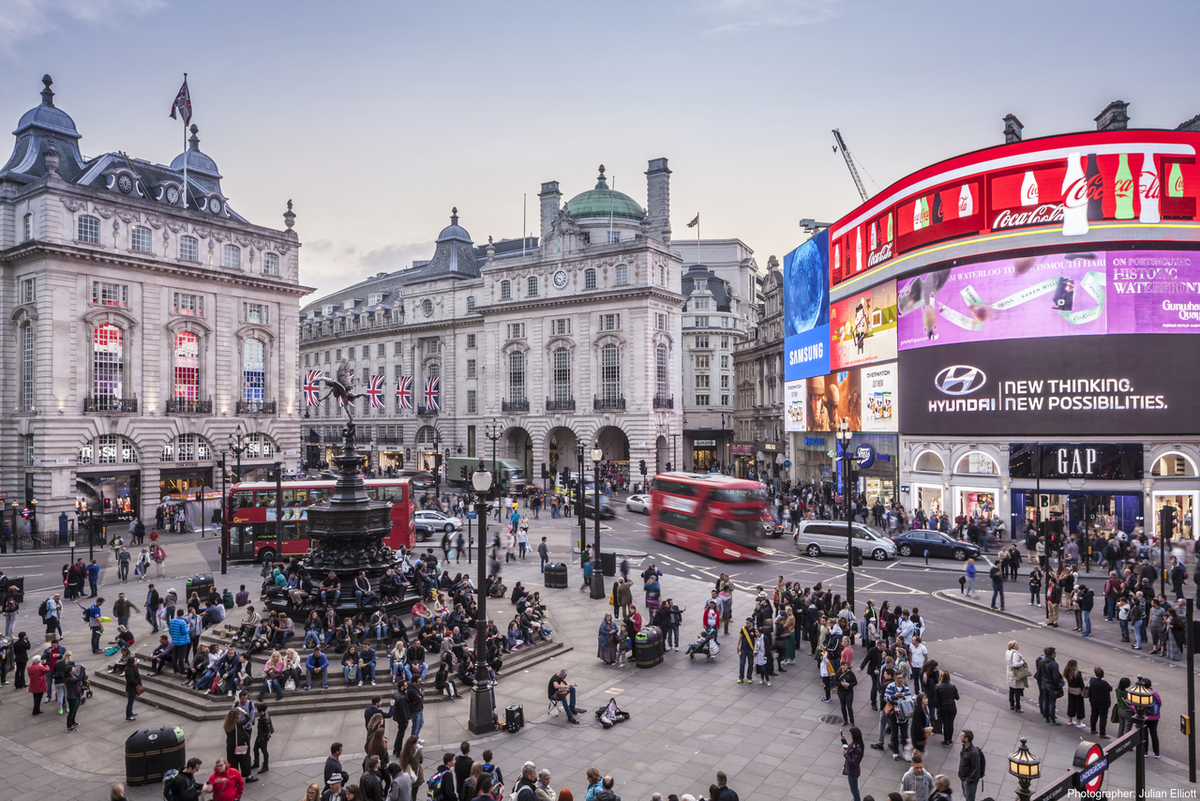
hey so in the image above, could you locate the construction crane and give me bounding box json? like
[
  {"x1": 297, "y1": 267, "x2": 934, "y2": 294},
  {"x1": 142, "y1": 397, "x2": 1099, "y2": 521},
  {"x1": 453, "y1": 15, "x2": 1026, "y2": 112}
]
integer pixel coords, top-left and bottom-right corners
[{"x1": 832, "y1": 129, "x2": 870, "y2": 203}]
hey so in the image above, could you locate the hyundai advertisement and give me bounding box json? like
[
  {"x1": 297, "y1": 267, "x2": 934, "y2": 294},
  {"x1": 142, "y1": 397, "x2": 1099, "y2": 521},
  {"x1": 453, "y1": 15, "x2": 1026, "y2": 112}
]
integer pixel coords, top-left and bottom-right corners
[
  {"x1": 898, "y1": 334, "x2": 1200, "y2": 436},
  {"x1": 783, "y1": 230, "x2": 831, "y2": 382}
]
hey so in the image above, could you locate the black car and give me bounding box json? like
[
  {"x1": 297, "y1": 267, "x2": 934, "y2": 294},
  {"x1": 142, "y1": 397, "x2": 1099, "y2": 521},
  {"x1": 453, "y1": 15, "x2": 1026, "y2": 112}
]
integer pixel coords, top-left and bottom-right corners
[
  {"x1": 414, "y1": 522, "x2": 434, "y2": 543},
  {"x1": 891, "y1": 529, "x2": 980, "y2": 561}
]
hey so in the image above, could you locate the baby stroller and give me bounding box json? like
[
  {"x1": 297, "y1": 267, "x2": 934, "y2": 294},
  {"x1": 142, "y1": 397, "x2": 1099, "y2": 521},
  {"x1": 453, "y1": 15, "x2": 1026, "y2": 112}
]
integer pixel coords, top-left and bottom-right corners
[
  {"x1": 595, "y1": 697, "x2": 631, "y2": 729},
  {"x1": 686, "y1": 627, "x2": 719, "y2": 662}
]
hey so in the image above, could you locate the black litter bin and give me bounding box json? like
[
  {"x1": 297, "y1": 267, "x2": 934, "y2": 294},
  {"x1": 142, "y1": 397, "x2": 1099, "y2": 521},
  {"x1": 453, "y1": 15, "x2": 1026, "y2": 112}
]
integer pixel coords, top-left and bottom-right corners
[
  {"x1": 126, "y1": 725, "x2": 187, "y2": 786},
  {"x1": 544, "y1": 563, "x2": 568, "y2": 589},
  {"x1": 186, "y1": 574, "x2": 214, "y2": 602},
  {"x1": 634, "y1": 624, "x2": 665, "y2": 668},
  {"x1": 598, "y1": 551, "x2": 617, "y2": 577}
]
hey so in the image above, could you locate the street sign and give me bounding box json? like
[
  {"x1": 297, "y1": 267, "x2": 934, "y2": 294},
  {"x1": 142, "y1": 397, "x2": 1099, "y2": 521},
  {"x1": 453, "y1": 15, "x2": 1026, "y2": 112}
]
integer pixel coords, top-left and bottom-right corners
[
  {"x1": 783, "y1": 460, "x2": 791, "y2": 467},
  {"x1": 854, "y1": 444, "x2": 876, "y2": 470},
  {"x1": 0, "y1": 492, "x2": 8, "y2": 501},
  {"x1": 20, "y1": 507, "x2": 32, "y2": 519},
  {"x1": 466, "y1": 512, "x2": 477, "y2": 520}
]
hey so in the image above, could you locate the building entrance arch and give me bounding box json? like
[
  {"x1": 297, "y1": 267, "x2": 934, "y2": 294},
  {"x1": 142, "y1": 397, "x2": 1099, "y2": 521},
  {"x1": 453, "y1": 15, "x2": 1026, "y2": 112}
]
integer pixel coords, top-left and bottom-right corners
[
  {"x1": 548, "y1": 427, "x2": 578, "y2": 476},
  {"x1": 505, "y1": 426, "x2": 534, "y2": 486}
]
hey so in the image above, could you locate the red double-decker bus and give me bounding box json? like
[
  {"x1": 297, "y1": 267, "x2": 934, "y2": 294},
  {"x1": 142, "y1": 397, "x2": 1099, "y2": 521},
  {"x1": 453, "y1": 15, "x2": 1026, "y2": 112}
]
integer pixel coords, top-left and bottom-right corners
[
  {"x1": 225, "y1": 478, "x2": 415, "y2": 563},
  {"x1": 648, "y1": 473, "x2": 771, "y2": 561}
]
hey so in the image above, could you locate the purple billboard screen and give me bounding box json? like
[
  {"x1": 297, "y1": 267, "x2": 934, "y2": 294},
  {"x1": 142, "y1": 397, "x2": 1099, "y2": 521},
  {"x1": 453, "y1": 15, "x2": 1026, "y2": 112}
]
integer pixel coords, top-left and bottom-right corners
[{"x1": 897, "y1": 249, "x2": 1200, "y2": 350}]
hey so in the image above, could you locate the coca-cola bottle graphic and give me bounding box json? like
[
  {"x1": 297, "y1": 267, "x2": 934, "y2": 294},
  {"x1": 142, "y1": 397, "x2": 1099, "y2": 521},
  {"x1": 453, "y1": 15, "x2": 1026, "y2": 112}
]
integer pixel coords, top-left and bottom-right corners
[
  {"x1": 1169, "y1": 162, "x2": 1184, "y2": 197},
  {"x1": 920, "y1": 196, "x2": 931, "y2": 227},
  {"x1": 1139, "y1": 152, "x2": 1160, "y2": 224},
  {"x1": 1062, "y1": 152, "x2": 1089, "y2": 236},
  {"x1": 855, "y1": 225, "x2": 863, "y2": 273},
  {"x1": 1114, "y1": 154, "x2": 1135, "y2": 219},
  {"x1": 912, "y1": 197, "x2": 924, "y2": 231},
  {"x1": 869, "y1": 220, "x2": 878, "y2": 251},
  {"x1": 1085, "y1": 154, "x2": 1103, "y2": 221},
  {"x1": 930, "y1": 192, "x2": 943, "y2": 224},
  {"x1": 958, "y1": 184, "x2": 973, "y2": 217},
  {"x1": 834, "y1": 243, "x2": 841, "y2": 274},
  {"x1": 1020, "y1": 171, "x2": 1039, "y2": 206},
  {"x1": 886, "y1": 213, "x2": 893, "y2": 242}
]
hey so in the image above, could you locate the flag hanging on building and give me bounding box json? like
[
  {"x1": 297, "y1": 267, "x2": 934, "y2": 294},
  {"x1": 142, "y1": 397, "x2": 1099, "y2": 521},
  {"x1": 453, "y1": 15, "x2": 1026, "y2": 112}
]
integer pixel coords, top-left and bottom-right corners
[
  {"x1": 396, "y1": 376, "x2": 413, "y2": 410},
  {"x1": 424, "y1": 376, "x2": 440, "y2": 411},
  {"x1": 169, "y1": 75, "x2": 192, "y2": 125},
  {"x1": 367, "y1": 375, "x2": 386, "y2": 409},
  {"x1": 687, "y1": 213, "x2": 700, "y2": 228},
  {"x1": 303, "y1": 369, "x2": 324, "y2": 407}
]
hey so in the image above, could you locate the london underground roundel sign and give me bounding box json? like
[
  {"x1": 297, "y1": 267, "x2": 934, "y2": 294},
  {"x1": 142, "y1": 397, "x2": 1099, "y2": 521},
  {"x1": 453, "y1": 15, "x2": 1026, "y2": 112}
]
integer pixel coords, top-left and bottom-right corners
[{"x1": 1076, "y1": 741, "x2": 1107, "y2": 795}]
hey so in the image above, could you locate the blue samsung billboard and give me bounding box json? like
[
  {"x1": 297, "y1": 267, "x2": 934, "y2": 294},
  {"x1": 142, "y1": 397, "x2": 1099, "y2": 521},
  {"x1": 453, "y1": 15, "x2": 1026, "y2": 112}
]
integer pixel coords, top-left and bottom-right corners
[{"x1": 784, "y1": 230, "x2": 831, "y2": 382}]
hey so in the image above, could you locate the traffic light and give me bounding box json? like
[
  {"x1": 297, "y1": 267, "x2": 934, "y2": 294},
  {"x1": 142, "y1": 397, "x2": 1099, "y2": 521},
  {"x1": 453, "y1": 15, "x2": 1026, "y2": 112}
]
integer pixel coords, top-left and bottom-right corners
[
  {"x1": 460, "y1": 466, "x2": 468, "y2": 480},
  {"x1": 1162, "y1": 505, "x2": 1176, "y2": 540},
  {"x1": 541, "y1": 462, "x2": 548, "y2": 480},
  {"x1": 561, "y1": 468, "x2": 570, "y2": 486},
  {"x1": 639, "y1": 459, "x2": 647, "y2": 475},
  {"x1": 665, "y1": 462, "x2": 673, "y2": 472}
]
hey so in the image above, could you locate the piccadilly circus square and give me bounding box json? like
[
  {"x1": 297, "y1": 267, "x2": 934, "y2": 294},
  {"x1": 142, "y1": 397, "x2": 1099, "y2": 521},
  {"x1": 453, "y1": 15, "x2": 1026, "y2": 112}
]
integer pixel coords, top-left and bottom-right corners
[{"x1": 1, "y1": 3, "x2": 1200, "y2": 801}]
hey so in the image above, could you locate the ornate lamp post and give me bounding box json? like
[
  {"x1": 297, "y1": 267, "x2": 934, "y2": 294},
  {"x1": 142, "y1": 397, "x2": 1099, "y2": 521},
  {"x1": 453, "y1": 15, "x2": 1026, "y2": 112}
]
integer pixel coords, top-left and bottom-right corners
[
  {"x1": 1127, "y1": 674, "x2": 1155, "y2": 797},
  {"x1": 591, "y1": 447, "x2": 605, "y2": 600},
  {"x1": 467, "y1": 465, "x2": 494, "y2": 734},
  {"x1": 1008, "y1": 737, "x2": 1041, "y2": 801},
  {"x1": 576, "y1": 443, "x2": 586, "y2": 554},
  {"x1": 228, "y1": 425, "x2": 249, "y2": 483},
  {"x1": 836, "y1": 420, "x2": 855, "y2": 609}
]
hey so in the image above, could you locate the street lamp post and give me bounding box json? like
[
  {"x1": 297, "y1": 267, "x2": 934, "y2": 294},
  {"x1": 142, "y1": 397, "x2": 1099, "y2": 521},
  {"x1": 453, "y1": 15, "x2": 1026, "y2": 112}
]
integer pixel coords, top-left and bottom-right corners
[
  {"x1": 1127, "y1": 674, "x2": 1155, "y2": 798},
  {"x1": 1008, "y1": 737, "x2": 1041, "y2": 801},
  {"x1": 433, "y1": 433, "x2": 442, "y2": 503},
  {"x1": 273, "y1": 461, "x2": 283, "y2": 561},
  {"x1": 468, "y1": 465, "x2": 495, "y2": 734},
  {"x1": 836, "y1": 421, "x2": 855, "y2": 610},
  {"x1": 483, "y1": 419, "x2": 502, "y2": 506},
  {"x1": 228, "y1": 426, "x2": 250, "y2": 484},
  {"x1": 576, "y1": 443, "x2": 586, "y2": 554},
  {"x1": 591, "y1": 448, "x2": 605, "y2": 600},
  {"x1": 218, "y1": 453, "x2": 228, "y2": 575}
]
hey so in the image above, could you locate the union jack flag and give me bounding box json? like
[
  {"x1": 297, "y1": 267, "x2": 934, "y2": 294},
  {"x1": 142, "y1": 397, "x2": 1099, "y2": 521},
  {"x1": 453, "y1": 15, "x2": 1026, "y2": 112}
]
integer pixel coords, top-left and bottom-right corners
[
  {"x1": 337, "y1": 371, "x2": 357, "y2": 407},
  {"x1": 303, "y1": 369, "x2": 324, "y2": 407},
  {"x1": 367, "y1": 374, "x2": 386, "y2": 409},
  {"x1": 396, "y1": 376, "x2": 413, "y2": 410},
  {"x1": 424, "y1": 376, "x2": 440, "y2": 411}
]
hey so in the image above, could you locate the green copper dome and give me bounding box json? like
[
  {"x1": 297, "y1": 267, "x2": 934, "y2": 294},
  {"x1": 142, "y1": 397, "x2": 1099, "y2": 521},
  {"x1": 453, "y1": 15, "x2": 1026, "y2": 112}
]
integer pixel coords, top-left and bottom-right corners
[{"x1": 566, "y1": 165, "x2": 645, "y2": 221}]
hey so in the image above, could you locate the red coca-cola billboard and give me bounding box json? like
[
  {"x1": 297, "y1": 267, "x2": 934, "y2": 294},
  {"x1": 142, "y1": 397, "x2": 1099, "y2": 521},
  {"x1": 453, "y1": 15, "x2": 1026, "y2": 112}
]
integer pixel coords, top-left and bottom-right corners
[{"x1": 830, "y1": 131, "x2": 1200, "y2": 287}]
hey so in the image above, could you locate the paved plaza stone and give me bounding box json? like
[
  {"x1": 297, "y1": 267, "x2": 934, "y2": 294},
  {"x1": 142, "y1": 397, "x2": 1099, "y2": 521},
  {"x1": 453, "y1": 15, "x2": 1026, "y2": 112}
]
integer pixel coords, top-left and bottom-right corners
[{"x1": 0, "y1": 523, "x2": 1192, "y2": 799}]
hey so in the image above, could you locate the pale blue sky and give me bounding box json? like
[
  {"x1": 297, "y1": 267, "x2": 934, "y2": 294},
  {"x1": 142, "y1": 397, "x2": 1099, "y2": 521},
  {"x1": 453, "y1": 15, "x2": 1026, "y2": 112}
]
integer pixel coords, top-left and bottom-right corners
[{"x1": 5, "y1": 0, "x2": 1198, "y2": 298}]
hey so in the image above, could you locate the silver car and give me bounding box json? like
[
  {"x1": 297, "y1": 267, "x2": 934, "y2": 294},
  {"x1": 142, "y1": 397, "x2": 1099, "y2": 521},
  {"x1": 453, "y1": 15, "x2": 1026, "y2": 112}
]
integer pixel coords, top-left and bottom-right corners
[
  {"x1": 415, "y1": 510, "x2": 462, "y2": 532},
  {"x1": 793, "y1": 520, "x2": 896, "y2": 561},
  {"x1": 626, "y1": 494, "x2": 651, "y2": 514}
]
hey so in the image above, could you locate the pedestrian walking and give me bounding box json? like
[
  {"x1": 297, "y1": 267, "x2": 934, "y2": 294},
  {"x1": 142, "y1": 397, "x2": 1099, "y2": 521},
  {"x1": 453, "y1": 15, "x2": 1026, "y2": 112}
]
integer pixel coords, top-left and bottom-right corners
[
  {"x1": 1004, "y1": 641, "x2": 1028, "y2": 713},
  {"x1": 841, "y1": 727, "x2": 863, "y2": 801},
  {"x1": 964, "y1": 559, "x2": 979, "y2": 599},
  {"x1": 27, "y1": 655, "x2": 50, "y2": 715},
  {"x1": 1088, "y1": 667, "x2": 1112, "y2": 739},
  {"x1": 1114, "y1": 677, "x2": 1134, "y2": 737},
  {"x1": 1144, "y1": 676, "x2": 1163, "y2": 759},
  {"x1": 988, "y1": 562, "x2": 1004, "y2": 610},
  {"x1": 957, "y1": 729, "x2": 982, "y2": 801},
  {"x1": 836, "y1": 662, "x2": 857, "y2": 725},
  {"x1": 1036, "y1": 646, "x2": 1063, "y2": 724},
  {"x1": 1064, "y1": 659, "x2": 1086, "y2": 728},
  {"x1": 124, "y1": 655, "x2": 141, "y2": 721},
  {"x1": 933, "y1": 671, "x2": 960, "y2": 746},
  {"x1": 538, "y1": 537, "x2": 549, "y2": 572}
]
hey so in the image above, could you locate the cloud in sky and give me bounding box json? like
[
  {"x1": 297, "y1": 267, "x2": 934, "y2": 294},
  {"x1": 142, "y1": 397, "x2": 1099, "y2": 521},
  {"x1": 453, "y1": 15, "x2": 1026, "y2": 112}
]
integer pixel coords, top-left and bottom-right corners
[
  {"x1": 699, "y1": 0, "x2": 840, "y2": 31},
  {"x1": 0, "y1": 0, "x2": 165, "y2": 58}
]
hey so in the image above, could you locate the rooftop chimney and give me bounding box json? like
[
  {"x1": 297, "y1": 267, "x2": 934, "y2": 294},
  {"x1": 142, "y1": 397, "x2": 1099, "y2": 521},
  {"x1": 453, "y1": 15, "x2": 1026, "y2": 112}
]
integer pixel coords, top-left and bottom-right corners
[
  {"x1": 1003, "y1": 114, "x2": 1024, "y2": 144},
  {"x1": 538, "y1": 181, "x2": 561, "y2": 241},
  {"x1": 1095, "y1": 101, "x2": 1130, "y2": 131},
  {"x1": 645, "y1": 157, "x2": 671, "y2": 244}
]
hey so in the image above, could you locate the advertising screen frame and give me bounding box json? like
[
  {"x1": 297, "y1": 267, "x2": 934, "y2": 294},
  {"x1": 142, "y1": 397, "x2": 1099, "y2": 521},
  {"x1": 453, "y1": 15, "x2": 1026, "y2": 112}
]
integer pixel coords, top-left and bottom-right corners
[{"x1": 784, "y1": 230, "x2": 831, "y2": 382}]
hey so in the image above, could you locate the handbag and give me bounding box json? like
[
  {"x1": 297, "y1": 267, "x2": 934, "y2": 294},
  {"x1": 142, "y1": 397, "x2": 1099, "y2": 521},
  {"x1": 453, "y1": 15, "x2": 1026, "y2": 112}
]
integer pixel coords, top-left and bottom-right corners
[
  {"x1": 347, "y1": 664, "x2": 358, "y2": 681},
  {"x1": 284, "y1": 677, "x2": 296, "y2": 691},
  {"x1": 135, "y1": 684, "x2": 145, "y2": 696},
  {"x1": 1081, "y1": 683, "x2": 1090, "y2": 699},
  {"x1": 1014, "y1": 664, "x2": 1032, "y2": 682},
  {"x1": 235, "y1": 744, "x2": 249, "y2": 756}
]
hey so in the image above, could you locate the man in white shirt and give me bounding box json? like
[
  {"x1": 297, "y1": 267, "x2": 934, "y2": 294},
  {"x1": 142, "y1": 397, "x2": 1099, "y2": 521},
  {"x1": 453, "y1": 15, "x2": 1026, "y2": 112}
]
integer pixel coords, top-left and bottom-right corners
[{"x1": 910, "y1": 635, "x2": 928, "y2": 695}]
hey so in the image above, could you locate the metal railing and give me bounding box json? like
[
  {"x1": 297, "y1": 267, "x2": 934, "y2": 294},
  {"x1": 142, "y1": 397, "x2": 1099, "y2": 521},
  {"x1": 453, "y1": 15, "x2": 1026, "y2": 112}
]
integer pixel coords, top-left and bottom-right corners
[
  {"x1": 417, "y1": 406, "x2": 438, "y2": 416},
  {"x1": 593, "y1": 396, "x2": 626, "y2": 411},
  {"x1": 545, "y1": 397, "x2": 575, "y2": 412},
  {"x1": 653, "y1": 394, "x2": 674, "y2": 409},
  {"x1": 165, "y1": 398, "x2": 212, "y2": 415},
  {"x1": 236, "y1": 400, "x2": 277, "y2": 415},
  {"x1": 83, "y1": 396, "x2": 138, "y2": 413},
  {"x1": 502, "y1": 399, "x2": 530, "y2": 413}
]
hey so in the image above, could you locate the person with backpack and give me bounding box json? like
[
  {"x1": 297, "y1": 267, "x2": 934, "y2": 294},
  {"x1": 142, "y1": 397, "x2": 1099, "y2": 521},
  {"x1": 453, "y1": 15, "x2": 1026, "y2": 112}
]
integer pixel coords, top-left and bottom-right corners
[
  {"x1": 957, "y1": 728, "x2": 983, "y2": 801},
  {"x1": 427, "y1": 752, "x2": 458, "y2": 801},
  {"x1": 40, "y1": 593, "x2": 61, "y2": 642},
  {"x1": 166, "y1": 757, "x2": 211, "y2": 801}
]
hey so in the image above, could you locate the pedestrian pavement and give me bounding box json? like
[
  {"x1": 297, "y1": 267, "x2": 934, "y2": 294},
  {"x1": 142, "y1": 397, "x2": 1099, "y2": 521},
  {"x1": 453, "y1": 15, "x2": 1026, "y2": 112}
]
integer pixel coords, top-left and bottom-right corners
[{"x1": 0, "y1": 524, "x2": 1191, "y2": 799}]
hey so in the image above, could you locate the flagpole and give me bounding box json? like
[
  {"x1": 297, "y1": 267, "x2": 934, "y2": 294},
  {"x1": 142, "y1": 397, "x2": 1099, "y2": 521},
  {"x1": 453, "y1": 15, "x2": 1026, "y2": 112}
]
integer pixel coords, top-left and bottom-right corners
[
  {"x1": 696, "y1": 215, "x2": 700, "y2": 265},
  {"x1": 181, "y1": 74, "x2": 188, "y2": 210}
]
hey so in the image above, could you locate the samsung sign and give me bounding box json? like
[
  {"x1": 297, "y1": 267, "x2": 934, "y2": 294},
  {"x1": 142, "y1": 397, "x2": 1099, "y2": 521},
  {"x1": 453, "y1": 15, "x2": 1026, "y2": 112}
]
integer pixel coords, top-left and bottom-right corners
[
  {"x1": 899, "y1": 334, "x2": 1200, "y2": 436},
  {"x1": 783, "y1": 231, "x2": 832, "y2": 382}
]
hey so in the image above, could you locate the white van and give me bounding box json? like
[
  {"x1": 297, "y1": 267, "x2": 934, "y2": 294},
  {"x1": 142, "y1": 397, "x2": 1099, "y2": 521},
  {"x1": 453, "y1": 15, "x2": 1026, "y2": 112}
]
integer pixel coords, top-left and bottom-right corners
[{"x1": 793, "y1": 520, "x2": 896, "y2": 561}]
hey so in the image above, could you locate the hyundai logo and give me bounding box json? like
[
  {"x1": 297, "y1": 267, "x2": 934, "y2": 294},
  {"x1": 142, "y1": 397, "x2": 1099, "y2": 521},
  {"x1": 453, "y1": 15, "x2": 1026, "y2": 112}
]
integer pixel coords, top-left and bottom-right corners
[{"x1": 934, "y1": 365, "x2": 986, "y2": 396}]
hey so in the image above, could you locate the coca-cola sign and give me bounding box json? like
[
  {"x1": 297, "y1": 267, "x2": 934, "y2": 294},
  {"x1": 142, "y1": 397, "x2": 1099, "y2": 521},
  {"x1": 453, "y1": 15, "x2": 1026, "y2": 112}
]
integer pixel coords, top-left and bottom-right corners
[{"x1": 830, "y1": 131, "x2": 1200, "y2": 288}]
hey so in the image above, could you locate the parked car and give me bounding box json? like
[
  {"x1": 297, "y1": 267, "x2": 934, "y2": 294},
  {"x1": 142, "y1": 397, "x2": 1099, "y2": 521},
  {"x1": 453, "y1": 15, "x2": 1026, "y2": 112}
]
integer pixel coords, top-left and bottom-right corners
[
  {"x1": 891, "y1": 529, "x2": 980, "y2": 561},
  {"x1": 415, "y1": 510, "x2": 462, "y2": 532},
  {"x1": 626, "y1": 494, "x2": 651, "y2": 514},
  {"x1": 792, "y1": 520, "x2": 896, "y2": 561},
  {"x1": 414, "y1": 522, "x2": 434, "y2": 542}
]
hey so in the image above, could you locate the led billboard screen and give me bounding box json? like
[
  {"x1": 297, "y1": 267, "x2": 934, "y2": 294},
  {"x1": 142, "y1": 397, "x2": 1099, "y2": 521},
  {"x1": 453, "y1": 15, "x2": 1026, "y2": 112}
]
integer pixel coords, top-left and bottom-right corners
[
  {"x1": 831, "y1": 280, "x2": 898, "y2": 369},
  {"x1": 783, "y1": 230, "x2": 831, "y2": 382}
]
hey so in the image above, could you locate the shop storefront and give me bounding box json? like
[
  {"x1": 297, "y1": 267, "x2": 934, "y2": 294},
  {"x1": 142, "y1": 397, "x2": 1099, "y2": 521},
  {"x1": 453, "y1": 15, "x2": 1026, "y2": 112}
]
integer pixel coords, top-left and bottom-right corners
[
  {"x1": 850, "y1": 433, "x2": 899, "y2": 505},
  {"x1": 158, "y1": 466, "x2": 213, "y2": 500},
  {"x1": 76, "y1": 470, "x2": 140, "y2": 522},
  {"x1": 790, "y1": 435, "x2": 832, "y2": 484},
  {"x1": 756, "y1": 441, "x2": 787, "y2": 481},
  {"x1": 730, "y1": 443, "x2": 754, "y2": 477},
  {"x1": 1008, "y1": 444, "x2": 1146, "y2": 537},
  {"x1": 691, "y1": 439, "x2": 718, "y2": 471}
]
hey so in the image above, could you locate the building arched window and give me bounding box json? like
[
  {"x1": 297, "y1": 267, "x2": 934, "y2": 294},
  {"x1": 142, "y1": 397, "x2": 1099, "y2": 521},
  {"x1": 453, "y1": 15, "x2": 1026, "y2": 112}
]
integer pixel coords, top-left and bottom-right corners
[
  {"x1": 77, "y1": 214, "x2": 100, "y2": 244},
  {"x1": 466, "y1": 296, "x2": 476, "y2": 312},
  {"x1": 23, "y1": 212, "x2": 32, "y2": 242},
  {"x1": 553, "y1": 347, "x2": 571, "y2": 404},
  {"x1": 243, "y1": 338, "x2": 265, "y2": 403},
  {"x1": 173, "y1": 331, "x2": 200, "y2": 400},
  {"x1": 79, "y1": 434, "x2": 139, "y2": 465},
  {"x1": 161, "y1": 433, "x2": 212, "y2": 462},
  {"x1": 130, "y1": 225, "x2": 152, "y2": 253},
  {"x1": 244, "y1": 433, "x2": 276, "y2": 458},
  {"x1": 615, "y1": 264, "x2": 628, "y2": 285},
  {"x1": 584, "y1": 268, "x2": 597, "y2": 290},
  {"x1": 527, "y1": 276, "x2": 539, "y2": 296},
  {"x1": 262, "y1": 252, "x2": 280, "y2": 276},
  {"x1": 509, "y1": 350, "x2": 526, "y2": 402},
  {"x1": 179, "y1": 235, "x2": 198, "y2": 261},
  {"x1": 601, "y1": 343, "x2": 620, "y2": 402},
  {"x1": 92, "y1": 324, "x2": 124, "y2": 407},
  {"x1": 222, "y1": 244, "x2": 241, "y2": 269},
  {"x1": 20, "y1": 323, "x2": 34, "y2": 411},
  {"x1": 655, "y1": 343, "x2": 668, "y2": 400},
  {"x1": 500, "y1": 281, "x2": 511, "y2": 300}
]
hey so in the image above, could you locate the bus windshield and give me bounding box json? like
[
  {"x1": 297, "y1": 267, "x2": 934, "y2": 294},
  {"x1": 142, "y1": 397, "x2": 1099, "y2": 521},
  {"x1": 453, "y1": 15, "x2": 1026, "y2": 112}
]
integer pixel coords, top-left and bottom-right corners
[{"x1": 710, "y1": 488, "x2": 767, "y2": 504}]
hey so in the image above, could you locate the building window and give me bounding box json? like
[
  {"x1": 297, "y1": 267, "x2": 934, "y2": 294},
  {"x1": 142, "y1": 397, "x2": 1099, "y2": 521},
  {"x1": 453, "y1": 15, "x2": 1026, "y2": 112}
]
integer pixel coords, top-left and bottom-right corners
[
  {"x1": 721, "y1": 375, "x2": 729, "y2": 388},
  {"x1": 527, "y1": 276, "x2": 538, "y2": 297},
  {"x1": 20, "y1": 323, "x2": 34, "y2": 410},
  {"x1": 305, "y1": 353, "x2": 311, "y2": 367},
  {"x1": 394, "y1": 341, "x2": 402, "y2": 356},
  {"x1": 607, "y1": 231, "x2": 620, "y2": 244},
  {"x1": 22, "y1": 213, "x2": 31, "y2": 241},
  {"x1": 553, "y1": 318, "x2": 571, "y2": 335},
  {"x1": 131, "y1": 225, "x2": 152, "y2": 253},
  {"x1": 693, "y1": 296, "x2": 710, "y2": 310},
  {"x1": 243, "y1": 338, "x2": 265, "y2": 402},
  {"x1": 721, "y1": 394, "x2": 729, "y2": 405},
  {"x1": 696, "y1": 374, "x2": 710, "y2": 389},
  {"x1": 500, "y1": 281, "x2": 511, "y2": 300},
  {"x1": 656, "y1": 344, "x2": 668, "y2": 399},
  {"x1": 615, "y1": 264, "x2": 628, "y2": 285},
  {"x1": 179, "y1": 235, "x2": 198, "y2": 261},
  {"x1": 466, "y1": 334, "x2": 476, "y2": 349},
  {"x1": 603, "y1": 314, "x2": 620, "y2": 330},
  {"x1": 695, "y1": 335, "x2": 709, "y2": 348},
  {"x1": 658, "y1": 265, "x2": 665, "y2": 286},
  {"x1": 243, "y1": 303, "x2": 267, "y2": 324},
  {"x1": 336, "y1": 349, "x2": 342, "y2": 361},
  {"x1": 509, "y1": 350, "x2": 526, "y2": 402},
  {"x1": 173, "y1": 331, "x2": 200, "y2": 400},
  {"x1": 584, "y1": 269, "x2": 597, "y2": 290},
  {"x1": 325, "y1": 350, "x2": 331, "y2": 363},
  {"x1": 77, "y1": 215, "x2": 100, "y2": 244},
  {"x1": 553, "y1": 347, "x2": 571, "y2": 403},
  {"x1": 173, "y1": 292, "x2": 203, "y2": 317},
  {"x1": 695, "y1": 355, "x2": 710, "y2": 369},
  {"x1": 466, "y1": 296, "x2": 475, "y2": 312},
  {"x1": 467, "y1": 389, "x2": 477, "y2": 414},
  {"x1": 721, "y1": 355, "x2": 729, "y2": 369},
  {"x1": 222, "y1": 244, "x2": 241, "y2": 269},
  {"x1": 467, "y1": 359, "x2": 476, "y2": 378},
  {"x1": 694, "y1": 316, "x2": 709, "y2": 327},
  {"x1": 507, "y1": 323, "x2": 524, "y2": 339},
  {"x1": 92, "y1": 323, "x2": 123, "y2": 403},
  {"x1": 695, "y1": 394, "x2": 710, "y2": 406},
  {"x1": 21, "y1": 277, "x2": 36, "y2": 304},
  {"x1": 80, "y1": 435, "x2": 138, "y2": 466},
  {"x1": 656, "y1": 313, "x2": 666, "y2": 330},
  {"x1": 601, "y1": 343, "x2": 620, "y2": 402},
  {"x1": 262, "y1": 252, "x2": 280, "y2": 276},
  {"x1": 93, "y1": 282, "x2": 128, "y2": 307}
]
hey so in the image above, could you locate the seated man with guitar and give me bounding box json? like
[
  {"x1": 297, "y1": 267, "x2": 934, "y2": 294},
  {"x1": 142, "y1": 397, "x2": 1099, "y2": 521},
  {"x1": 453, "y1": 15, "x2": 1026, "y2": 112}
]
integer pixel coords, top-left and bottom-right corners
[{"x1": 547, "y1": 668, "x2": 586, "y2": 724}]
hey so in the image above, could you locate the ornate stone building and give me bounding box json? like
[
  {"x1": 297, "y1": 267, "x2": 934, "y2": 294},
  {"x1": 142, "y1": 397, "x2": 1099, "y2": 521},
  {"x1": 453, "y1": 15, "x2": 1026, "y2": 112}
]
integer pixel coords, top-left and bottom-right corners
[
  {"x1": 300, "y1": 160, "x2": 693, "y2": 484},
  {"x1": 0, "y1": 76, "x2": 307, "y2": 531},
  {"x1": 732, "y1": 260, "x2": 787, "y2": 481}
]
